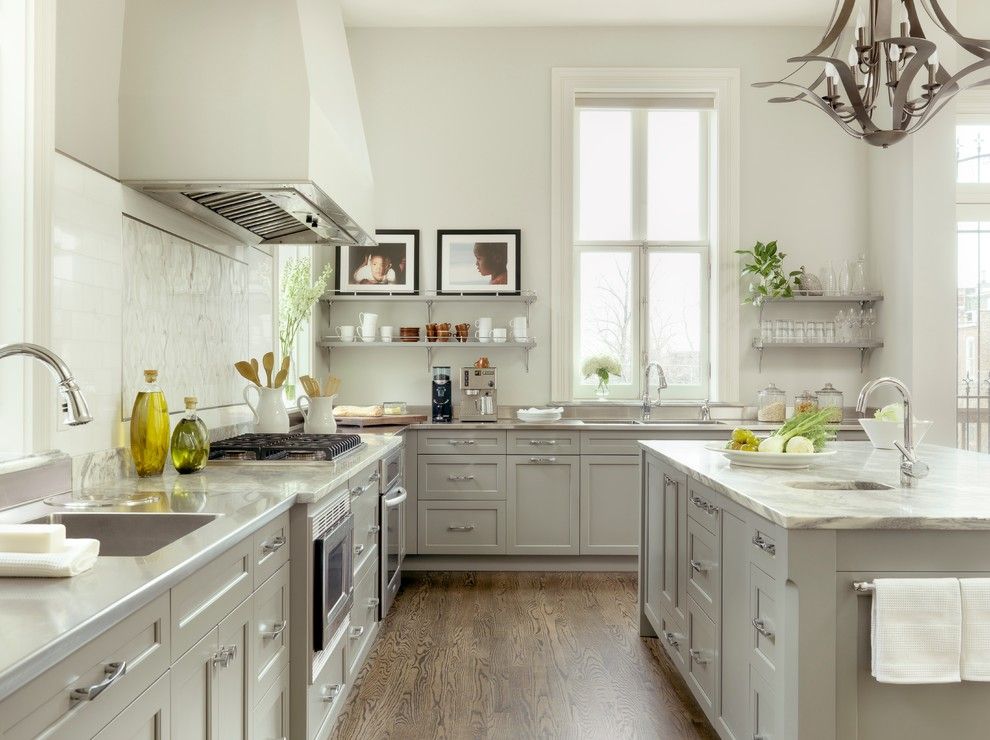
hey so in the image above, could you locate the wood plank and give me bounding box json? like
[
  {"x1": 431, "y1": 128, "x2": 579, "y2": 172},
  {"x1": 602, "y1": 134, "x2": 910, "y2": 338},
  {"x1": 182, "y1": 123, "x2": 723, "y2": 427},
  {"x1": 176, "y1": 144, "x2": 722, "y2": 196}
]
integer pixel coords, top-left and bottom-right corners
[
  {"x1": 331, "y1": 572, "x2": 717, "y2": 740},
  {"x1": 335, "y1": 414, "x2": 428, "y2": 427}
]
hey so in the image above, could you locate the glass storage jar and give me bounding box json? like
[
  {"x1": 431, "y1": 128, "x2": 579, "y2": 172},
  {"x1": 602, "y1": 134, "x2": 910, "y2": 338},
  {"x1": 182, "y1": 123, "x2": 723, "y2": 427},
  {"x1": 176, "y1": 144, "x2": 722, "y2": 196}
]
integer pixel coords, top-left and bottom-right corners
[
  {"x1": 816, "y1": 382, "x2": 844, "y2": 423},
  {"x1": 757, "y1": 383, "x2": 787, "y2": 422},
  {"x1": 794, "y1": 390, "x2": 818, "y2": 415}
]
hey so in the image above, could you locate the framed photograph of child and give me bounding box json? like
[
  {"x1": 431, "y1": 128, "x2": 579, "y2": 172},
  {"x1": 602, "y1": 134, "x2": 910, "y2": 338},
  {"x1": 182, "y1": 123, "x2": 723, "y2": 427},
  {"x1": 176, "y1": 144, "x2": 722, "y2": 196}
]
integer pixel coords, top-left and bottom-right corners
[
  {"x1": 436, "y1": 229, "x2": 521, "y2": 295},
  {"x1": 335, "y1": 229, "x2": 419, "y2": 295}
]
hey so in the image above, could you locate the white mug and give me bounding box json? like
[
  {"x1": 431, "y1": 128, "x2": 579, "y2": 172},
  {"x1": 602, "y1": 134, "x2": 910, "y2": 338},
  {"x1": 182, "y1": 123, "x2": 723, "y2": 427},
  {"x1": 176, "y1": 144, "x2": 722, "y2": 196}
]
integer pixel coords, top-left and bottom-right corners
[
  {"x1": 510, "y1": 316, "x2": 528, "y2": 342},
  {"x1": 336, "y1": 325, "x2": 356, "y2": 342},
  {"x1": 380, "y1": 326, "x2": 394, "y2": 343},
  {"x1": 298, "y1": 394, "x2": 338, "y2": 434},
  {"x1": 475, "y1": 317, "x2": 493, "y2": 342},
  {"x1": 492, "y1": 328, "x2": 507, "y2": 344},
  {"x1": 359, "y1": 326, "x2": 377, "y2": 342}
]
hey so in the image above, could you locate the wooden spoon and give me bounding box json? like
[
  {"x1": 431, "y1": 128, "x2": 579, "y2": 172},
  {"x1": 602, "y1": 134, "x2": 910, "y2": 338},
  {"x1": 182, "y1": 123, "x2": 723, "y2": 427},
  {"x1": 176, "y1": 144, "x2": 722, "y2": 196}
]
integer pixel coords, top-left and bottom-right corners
[
  {"x1": 273, "y1": 355, "x2": 291, "y2": 388},
  {"x1": 234, "y1": 361, "x2": 261, "y2": 386},
  {"x1": 324, "y1": 375, "x2": 341, "y2": 398},
  {"x1": 250, "y1": 357, "x2": 260, "y2": 383},
  {"x1": 300, "y1": 375, "x2": 321, "y2": 397},
  {"x1": 262, "y1": 352, "x2": 275, "y2": 388}
]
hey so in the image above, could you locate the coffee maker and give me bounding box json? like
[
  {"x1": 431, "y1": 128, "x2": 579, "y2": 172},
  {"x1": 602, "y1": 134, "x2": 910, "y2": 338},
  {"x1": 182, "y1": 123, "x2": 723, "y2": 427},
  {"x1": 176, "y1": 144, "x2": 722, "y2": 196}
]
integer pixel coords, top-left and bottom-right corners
[{"x1": 459, "y1": 366, "x2": 497, "y2": 422}]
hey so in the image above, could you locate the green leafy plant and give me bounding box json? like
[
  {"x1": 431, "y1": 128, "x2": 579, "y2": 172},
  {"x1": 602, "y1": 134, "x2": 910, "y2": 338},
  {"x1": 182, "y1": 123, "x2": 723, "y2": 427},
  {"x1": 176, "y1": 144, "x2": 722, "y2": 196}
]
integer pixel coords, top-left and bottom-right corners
[
  {"x1": 278, "y1": 258, "x2": 333, "y2": 358},
  {"x1": 736, "y1": 240, "x2": 801, "y2": 306}
]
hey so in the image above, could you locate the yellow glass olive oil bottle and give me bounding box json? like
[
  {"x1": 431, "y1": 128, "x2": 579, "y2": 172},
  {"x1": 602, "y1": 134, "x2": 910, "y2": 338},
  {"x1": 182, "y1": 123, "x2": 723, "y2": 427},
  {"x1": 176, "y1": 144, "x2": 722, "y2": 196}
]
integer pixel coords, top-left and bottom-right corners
[
  {"x1": 130, "y1": 369, "x2": 170, "y2": 477},
  {"x1": 170, "y1": 396, "x2": 210, "y2": 474}
]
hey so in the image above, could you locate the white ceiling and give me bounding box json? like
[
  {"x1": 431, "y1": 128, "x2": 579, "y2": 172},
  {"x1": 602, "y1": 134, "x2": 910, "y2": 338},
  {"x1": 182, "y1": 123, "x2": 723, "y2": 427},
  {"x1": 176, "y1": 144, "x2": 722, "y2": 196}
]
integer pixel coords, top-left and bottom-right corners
[{"x1": 340, "y1": 0, "x2": 833, "y2": 29}]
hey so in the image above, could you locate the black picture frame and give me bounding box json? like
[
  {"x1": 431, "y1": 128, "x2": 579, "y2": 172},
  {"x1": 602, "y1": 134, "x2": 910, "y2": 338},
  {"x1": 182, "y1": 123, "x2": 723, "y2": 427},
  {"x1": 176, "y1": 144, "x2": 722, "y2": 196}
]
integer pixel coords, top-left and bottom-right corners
[
  {"x1": 436, "y1": 229, "x2": 521, "y2": 296},
  {"x1": 334, "y1": 230, "x2": 420, "y2": 295}
]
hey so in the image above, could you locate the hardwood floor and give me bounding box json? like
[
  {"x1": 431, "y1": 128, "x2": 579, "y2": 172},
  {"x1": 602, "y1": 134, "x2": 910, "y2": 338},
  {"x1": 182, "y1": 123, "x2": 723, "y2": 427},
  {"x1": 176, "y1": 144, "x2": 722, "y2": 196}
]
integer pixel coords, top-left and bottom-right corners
[{"x1": 331, "y1": 571, "x2": 718, "y2": 740}]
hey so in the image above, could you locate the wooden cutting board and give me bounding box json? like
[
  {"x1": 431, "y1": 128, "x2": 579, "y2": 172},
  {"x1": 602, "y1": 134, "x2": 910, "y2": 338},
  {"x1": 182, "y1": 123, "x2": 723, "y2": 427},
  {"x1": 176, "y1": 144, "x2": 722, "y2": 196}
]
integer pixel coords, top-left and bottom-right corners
[{"x1": 334, "y1": 414, "x2": 427, "y2": 427}]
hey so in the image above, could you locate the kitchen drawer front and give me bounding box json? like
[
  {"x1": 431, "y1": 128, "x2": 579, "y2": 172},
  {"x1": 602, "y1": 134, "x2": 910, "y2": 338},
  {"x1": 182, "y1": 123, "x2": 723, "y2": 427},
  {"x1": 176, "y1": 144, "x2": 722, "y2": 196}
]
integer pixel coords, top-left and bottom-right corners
[
  {"x1": 418, "y1": 455, "x2": 506, "y2": 500},
  {"x1": 418, "y1": 429, "x2": 506, "y2": 454},
  {"x1": 749, "y1": 523, "x2": 779, "y2": 576},
  {"x1": 308, "y1": 622, "x2": 348, "y2": 740},
  {"x1": 686, "y1": 598, "x2": 717, "y2": 722},
  {"x1": 351, "y1": 479, "x2": 380, "y2": 574},
  {"x1": 658, "y1": 608, "x2": 688, "y2": 676},
  {"x1": 507, "y1": 430, "x2": 580, "y2": 455},
  {"x1": 750, "y1": 564, "x2": 778, "y2": 677},
  {"x1": 686, "y1": 518, "x2": 719, "y2": 621},
  {"x1": 751, "y1": 665, "x2": 778, "y2": 740},
  {"x1": 581, "y1": 431, "x2": 651, "y2": 455},
  {"x1": 418, "y1": 500, "x2": 506, "y2": 554},
  {"x1": 171, "y1": 537, "x2": 254, "y2": 660},
  {"x1": 254, "y1": 562, "x2": 290, "y2": 701},
  {"x1": 687, "y1": 482, "x2": 719, "y2": 535},
  {"x1": 346, "y1": 555, "x2": 380, "y2": 680},
  {"x1": 254, "y1": 665, "x2": 290, "y2": 740},
  {"x1": 92, "y1": 671, "x2": 170, "y2": 740},
  {"x1": 0, "y1": 592, "x2": 170, "y2": 740},
  {"x1": 349, "y1": 461, "x2": 383, "y2": 496},
  {"x1": 253, "y1": 511, "x2": 290, "y2": 588}
]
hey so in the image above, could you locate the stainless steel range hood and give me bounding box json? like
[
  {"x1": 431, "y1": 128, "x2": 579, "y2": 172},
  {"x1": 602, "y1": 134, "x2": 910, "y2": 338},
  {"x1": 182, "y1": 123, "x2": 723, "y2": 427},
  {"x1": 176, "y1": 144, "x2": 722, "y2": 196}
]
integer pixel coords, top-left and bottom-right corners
[{"x1": 127, "y1": 181, "x2": 375, "y2": 246}]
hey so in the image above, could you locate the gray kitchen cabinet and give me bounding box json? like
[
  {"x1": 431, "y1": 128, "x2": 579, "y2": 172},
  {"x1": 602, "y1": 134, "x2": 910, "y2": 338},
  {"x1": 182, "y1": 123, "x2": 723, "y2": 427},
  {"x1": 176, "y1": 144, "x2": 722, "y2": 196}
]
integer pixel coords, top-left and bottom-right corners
[
  {"x1": 418, "y1": 500, "x2": 507, "y2": 554},
  {"x1": 254, "y1": 666, "x2": 290, "y2": 740},
  {"x1": 92, "y1": 672, "x2": 170, "y2": 740},
  {"x1": 717, "y1": 508, "x2": 748, "y2": 740},
  {"x1": 254, "y1": 562, "x2": 290, "y2": 702},
  {"x1": 170, "y1": 624, "x2": 219, "y2": 739},
  {"x1": 661, "y1": 466, "x2": 688, "y2": 626},
  {"x1": 217, "y1": 595, "x2": 255, "y2": 739},
  {"x1": 579, "y1": 455, "x2": 639, "y2": 555},
  {"x1": 507, "y1": 454, "x2": 580, "y2": 555},
  {"x1": 640, "y1": 454, "x2": 666, "y2": 635}
]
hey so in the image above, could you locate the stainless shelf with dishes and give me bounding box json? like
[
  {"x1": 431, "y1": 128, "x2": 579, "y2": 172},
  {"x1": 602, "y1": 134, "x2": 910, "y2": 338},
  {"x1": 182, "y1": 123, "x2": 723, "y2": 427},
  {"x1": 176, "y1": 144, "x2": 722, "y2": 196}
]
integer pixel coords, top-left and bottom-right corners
[{"x1": 319, "y1": 291, "x2": 538, "y2": 372}]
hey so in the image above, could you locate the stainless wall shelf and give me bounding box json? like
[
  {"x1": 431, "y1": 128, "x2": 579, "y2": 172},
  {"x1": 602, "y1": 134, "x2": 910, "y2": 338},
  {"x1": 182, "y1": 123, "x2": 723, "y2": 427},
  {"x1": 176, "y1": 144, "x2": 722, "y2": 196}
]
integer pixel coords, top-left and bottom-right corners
[
  {"x1": 752, "y1": 339, "x2": 883, "y2": 372},
  {"x1": 318, "y1": 338, "x2": 537, "y2": 372}
]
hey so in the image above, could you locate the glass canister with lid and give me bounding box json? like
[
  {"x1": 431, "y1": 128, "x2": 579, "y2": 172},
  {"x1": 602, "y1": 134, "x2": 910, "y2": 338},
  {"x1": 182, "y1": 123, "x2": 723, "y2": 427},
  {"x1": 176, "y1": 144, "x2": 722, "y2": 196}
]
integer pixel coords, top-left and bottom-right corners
[
  {"x1": 757, "y1": 383, "x2": 787, "y2": 422},
  {"x1": 816, "y1": 382, "x2": 844, "y2": 423},
  {"x1": 794, "y1": 390, "x2": 818, "y2": 415}
]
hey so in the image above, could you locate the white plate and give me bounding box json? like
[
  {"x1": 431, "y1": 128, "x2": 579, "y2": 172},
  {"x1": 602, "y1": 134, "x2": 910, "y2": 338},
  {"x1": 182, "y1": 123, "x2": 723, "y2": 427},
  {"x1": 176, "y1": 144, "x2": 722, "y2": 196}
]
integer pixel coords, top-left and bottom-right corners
[
  {"x1": 704, "y1": 442, "x2": 837, "y2": 469},
  {"x1": 517, "y1": 408, "x2": 564, "y2": 423}
]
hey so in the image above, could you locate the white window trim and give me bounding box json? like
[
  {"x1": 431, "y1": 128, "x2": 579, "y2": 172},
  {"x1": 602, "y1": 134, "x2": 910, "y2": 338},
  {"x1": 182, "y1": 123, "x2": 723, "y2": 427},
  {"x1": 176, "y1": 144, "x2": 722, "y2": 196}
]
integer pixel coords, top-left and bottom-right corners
[{"x1": 550, "y1": 67, "x2": 740, "y2": 403}]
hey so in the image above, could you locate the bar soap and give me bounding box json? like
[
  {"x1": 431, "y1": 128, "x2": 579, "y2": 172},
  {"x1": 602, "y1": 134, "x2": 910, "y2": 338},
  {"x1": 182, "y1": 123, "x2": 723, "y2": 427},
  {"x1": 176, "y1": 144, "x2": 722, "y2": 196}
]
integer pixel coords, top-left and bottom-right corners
[{"x1": 0, "y1": 524, "x2": 67, "y2": 553}]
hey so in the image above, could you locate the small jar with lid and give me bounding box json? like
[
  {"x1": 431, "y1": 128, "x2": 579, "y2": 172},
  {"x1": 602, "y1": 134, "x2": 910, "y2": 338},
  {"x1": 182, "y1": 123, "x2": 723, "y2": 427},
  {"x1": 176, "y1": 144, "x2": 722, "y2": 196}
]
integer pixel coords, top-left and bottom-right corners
[
  {"x1": 757, "y1": 383, "x2": 787, "y2": 422},
  {"x1": 794, "y1": 390, "x2": 818, "y2": 415},
  {"x1": 816, "y1": 382, "x2": 844, "y2": 423}
]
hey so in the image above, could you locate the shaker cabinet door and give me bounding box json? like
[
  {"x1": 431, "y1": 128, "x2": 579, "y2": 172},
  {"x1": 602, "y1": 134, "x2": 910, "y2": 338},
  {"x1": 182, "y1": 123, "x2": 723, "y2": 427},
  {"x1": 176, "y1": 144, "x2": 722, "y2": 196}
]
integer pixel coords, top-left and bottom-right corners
[
  {"x1": 580, "y1": 455, "x2": 640, "y2": 555},
  {"x1": 507, "y1": 455, "x2": 580, "y2": 555}
]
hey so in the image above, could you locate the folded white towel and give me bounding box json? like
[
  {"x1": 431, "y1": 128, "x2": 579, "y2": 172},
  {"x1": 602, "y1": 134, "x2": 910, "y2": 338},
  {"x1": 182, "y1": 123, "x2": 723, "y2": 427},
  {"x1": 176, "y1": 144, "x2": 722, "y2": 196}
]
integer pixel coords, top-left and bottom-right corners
[
  {"x1": 0, "y1": 538, "x2": 100, "y2": 578},
  {"x1": 960, "y1": 578, "x2": 990, "y2": 681},
  {"x1": 871, "y1": 577, "x2": 961, "y2": 684}
]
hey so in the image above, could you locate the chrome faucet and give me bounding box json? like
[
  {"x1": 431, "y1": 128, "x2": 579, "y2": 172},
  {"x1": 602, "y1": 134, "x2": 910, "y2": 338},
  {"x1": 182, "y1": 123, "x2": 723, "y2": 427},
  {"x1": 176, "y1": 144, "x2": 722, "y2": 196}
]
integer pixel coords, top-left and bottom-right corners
[
  {"x1": 856, "y1": 376, "x2": 927, "y2": 487},
  {"x1": 642, "y1": 362, "x2": 668, "y2": 421},
  {"x1": 0, "y1": 343, "x2": 92, "y2": 425},
  {"x1": 700, "y1": 399, "x2": 712, "y2": 421}
]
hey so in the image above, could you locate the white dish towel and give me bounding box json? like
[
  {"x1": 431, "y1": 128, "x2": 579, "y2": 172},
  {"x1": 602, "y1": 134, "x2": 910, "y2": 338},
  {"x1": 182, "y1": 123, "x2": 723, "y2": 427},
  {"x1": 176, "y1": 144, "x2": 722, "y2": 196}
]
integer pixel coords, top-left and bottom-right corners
[
  {"x1": 961, "y1": 578, "x2": 990, "y2": 681},
  {"x1": 0, "y1": 538, "x2": 100, "y2": 578},
  {"x1": 871, "y1": 577, "x2": 961, "y2": 684}
]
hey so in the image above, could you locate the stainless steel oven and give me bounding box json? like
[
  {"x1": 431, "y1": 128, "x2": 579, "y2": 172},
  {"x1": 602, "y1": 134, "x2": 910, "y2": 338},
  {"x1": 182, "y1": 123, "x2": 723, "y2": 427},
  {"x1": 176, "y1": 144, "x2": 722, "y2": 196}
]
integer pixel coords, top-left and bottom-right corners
[
  {"x1": 379, "y1": 446, "x2": 405, "y2": 618},
  {"x1": 312, "y1": 504, "x2": 354, "y2": 651}
]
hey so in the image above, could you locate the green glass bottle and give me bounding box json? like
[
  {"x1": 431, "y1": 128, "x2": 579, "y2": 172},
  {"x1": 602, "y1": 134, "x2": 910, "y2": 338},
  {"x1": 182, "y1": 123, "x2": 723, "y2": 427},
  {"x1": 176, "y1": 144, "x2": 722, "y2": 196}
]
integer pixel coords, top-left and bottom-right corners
[
  {"x1": 170, "y1": 396, "x2": 210, "y2": 474},
  {"x1": 131, "y1": 370, "x2": 170, "y2": 477}
]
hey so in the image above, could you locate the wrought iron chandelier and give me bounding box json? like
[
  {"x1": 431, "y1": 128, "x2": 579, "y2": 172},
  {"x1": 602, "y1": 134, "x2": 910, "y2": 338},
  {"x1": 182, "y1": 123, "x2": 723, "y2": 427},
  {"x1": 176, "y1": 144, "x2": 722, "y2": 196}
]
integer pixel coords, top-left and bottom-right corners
[{"x1": 755, "y1": 0, "x2": 990, "y2": 148}]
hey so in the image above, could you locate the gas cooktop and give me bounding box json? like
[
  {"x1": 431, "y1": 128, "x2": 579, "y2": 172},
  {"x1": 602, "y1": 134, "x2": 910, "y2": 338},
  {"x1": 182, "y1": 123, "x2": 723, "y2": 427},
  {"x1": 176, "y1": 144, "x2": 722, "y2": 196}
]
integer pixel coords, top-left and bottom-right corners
[{"x1": 209, "y1": 433, "x2": 364, "y2": 462}]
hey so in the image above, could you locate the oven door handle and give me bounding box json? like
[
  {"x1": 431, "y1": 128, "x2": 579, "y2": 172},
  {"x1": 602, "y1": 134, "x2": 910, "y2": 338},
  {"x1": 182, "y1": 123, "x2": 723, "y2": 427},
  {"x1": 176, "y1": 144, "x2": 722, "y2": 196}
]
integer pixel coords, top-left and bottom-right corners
[{"x1": 384, "y1": 487, "x2": 407, "y2": 508}]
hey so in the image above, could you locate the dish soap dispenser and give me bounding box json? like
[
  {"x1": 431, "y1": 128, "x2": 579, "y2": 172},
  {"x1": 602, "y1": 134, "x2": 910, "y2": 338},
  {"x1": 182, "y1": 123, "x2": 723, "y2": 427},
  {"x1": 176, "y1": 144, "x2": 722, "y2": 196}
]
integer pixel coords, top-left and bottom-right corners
[
  {"x1": 131, "y1": 369, "x2": 170, "y2": 477},
  {"x1": 171, "y1": 396, "x2": 210, "y2": 474}
]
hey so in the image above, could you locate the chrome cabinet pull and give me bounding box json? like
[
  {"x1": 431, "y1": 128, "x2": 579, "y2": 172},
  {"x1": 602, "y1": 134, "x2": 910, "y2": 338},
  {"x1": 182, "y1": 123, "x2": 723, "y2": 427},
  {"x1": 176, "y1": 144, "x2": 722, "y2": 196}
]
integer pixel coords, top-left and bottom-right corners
[
  {"x1": 529, "y1": 456, "x2": 557, "y2": 463},
  {"x1": 322, "y1": 683, "x2": 342, "y2": 702},
  {"x1": 262, "y1": 620, "x2": 287, "y2": 641},
  {"x1": 447, "y1": 524, "x2": 476, "y2": 532},
  {"x1": 689, "y1": 495, "x2": 718, "y2": 515},
  {"x1": 688, "y1": 648, "x2": 711, "y2": 664},
  {"x1": 690, "y1": 559, "x2": 710, "y2": 574},
  {"x1": 70, "y1": 661, "x2": 127, "y2": 702},
  {"x1": 349, "y1": 625, "x2": 365, "y2": 640},
  {"x1": 529, "y1": 439, "x2": 558, "y2": 446},
  {"x1": 752, "y1": 617, "x2": 775, "y2": 642},
  {"x1": 211, "y1": 645, "x2": 237, "y2": 669},
  {"x1": 368, "y1": 525, "x2": 381, "y2": 534},
  {"x1": 350, "y1": 484, "x2": 369, "y2": 497},
  {"x1": 368, "y1": 597, "x2": 380, "y2": 607},
  {"x1": 754, "y1": 734, "x2": 770, "y2": 740},
  {"x1": 662, "y1": 631, "x2": 682, "y2": 648},
  {"x1": 262, "y1": 535, "x2": 286, "y2": 555},
  {"x1": 752, "y1": 533, "x2": 776, "y2": 556},
  {"x1": 447, "y1": 474, "x2": 476, "y2": 481},
  {"x1": 369, "y1": 471, "x2": 381, "y2": 482},
  {"x1": 448, "y1": 439, "x2": 477, "y2": 446},
  {"x1": 354, "y1": 544, "x2": 365, "y2": 556}
]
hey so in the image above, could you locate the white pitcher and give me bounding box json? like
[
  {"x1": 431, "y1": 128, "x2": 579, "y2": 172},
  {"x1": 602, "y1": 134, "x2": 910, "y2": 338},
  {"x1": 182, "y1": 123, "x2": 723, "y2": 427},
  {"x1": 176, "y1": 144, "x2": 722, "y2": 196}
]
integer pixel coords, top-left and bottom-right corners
[
  {"x1": 298, "y1": 394, "x2": 338, "y2": 434},
  {"x1": 243, "y1": 385, "x2": 289, "y2": 433}
]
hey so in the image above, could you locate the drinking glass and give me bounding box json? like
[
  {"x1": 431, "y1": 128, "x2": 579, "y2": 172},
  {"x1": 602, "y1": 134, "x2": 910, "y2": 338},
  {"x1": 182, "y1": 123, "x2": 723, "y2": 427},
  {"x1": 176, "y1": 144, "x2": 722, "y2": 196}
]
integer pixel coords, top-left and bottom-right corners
[
  {"x1": 760, "y1": 319, "x2": 773, "y2": 343},
  {"x1": 824, "y1": 321, "x2": 835, "y2": 343},
  {"x1": 793, "y1": 320, "x2": 805, "y2": 344}
]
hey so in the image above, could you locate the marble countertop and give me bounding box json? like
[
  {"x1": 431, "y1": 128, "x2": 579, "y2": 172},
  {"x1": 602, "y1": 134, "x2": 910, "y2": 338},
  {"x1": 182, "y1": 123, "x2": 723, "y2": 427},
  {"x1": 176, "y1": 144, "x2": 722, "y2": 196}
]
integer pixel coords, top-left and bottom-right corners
[
  {"x1": 641, "y1": 440, "x2": 990, "y2": 531},
  {"x1": 0, "y1": 434, "x2": 401, "y2": 701}
]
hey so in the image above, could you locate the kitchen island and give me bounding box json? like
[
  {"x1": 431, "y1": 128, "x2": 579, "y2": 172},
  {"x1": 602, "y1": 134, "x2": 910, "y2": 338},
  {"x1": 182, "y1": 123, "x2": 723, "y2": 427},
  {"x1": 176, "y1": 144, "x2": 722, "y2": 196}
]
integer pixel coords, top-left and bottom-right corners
[{"x1": 639, "y1": 440, "x2": 990, "y2": 740}]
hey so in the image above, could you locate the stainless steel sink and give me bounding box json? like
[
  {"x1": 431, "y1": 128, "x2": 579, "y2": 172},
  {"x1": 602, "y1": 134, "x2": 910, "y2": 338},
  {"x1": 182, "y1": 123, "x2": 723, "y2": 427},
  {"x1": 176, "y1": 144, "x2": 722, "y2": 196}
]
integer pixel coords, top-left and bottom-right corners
[
  {"x1": 26, "y1": 512, "x2": 219, "y2": 556},
  {"x1": 637, "y1": 419, "x2": 723, "y2": 425},
  {"x1": 786, "y1": 481, "x2": 895, "y2": 491}
]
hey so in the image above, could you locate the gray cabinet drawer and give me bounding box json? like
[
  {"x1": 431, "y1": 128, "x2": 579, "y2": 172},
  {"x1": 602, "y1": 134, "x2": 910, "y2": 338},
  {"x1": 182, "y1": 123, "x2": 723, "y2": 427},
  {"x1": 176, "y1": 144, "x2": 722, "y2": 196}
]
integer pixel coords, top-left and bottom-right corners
[
  {"x1": 349, "y1": 461, "x2": 383, "y2": 496},
  {"x1": 687, "y1": 482, "x2": 719, "y2": 535},
  {"x1": 0, "y1": 593, "x2": 170, "y2": 740},
  {"x1": 751, "y1": 665, "x2": 777, "y2": 740},
  {"x1": 350, "y1": 479, "x2": 380, "y2": 575},
  {"x1": 686, "y1": 598, "x2": 717, "y2": 722},
  {"x1": 418, "y1": 500, "x2": 506, "y2": 554},
  {"x1": 346, "y1": 556, "x2": 380, "y2": 680},
  {"x1": 92, "y1": 671, "x2": 170, "y2": 740},
  {"x1": 418, "y1": 455, "x2": 506, "y2": 500},
  {"x1": 750, "y1": 564, "x2": 778, "y2": 677},
  {"x1": 686, "y1": 518, "x2": 718, "y2": 621},
  {"x1": 581, "y1": 431, "x2": 652, "y2": 455},
  {"x1": 254, "y1": 561, "x2": 290, "y2": 701},
  {"x1": 308, "y1": 621, "x2": 347, "y2": 740},
  {"x1": 253, "y1": 511, "x2": 290, "y2": 588},
  {"x1": 507, "y1": 430, "x2": 580, "y2": 455},
  {"x1": 254, "y1": 665, "x2": 289, "y2": 740},
  {"x1": 418, "y1": 430, "x2": 506, "y2": 454},
  {"x1": 659, "y1": 608, "x2": 688, "y2": 675},
  {"x1": 171, "y1": 537, "x2": 253, "y2": 660}
]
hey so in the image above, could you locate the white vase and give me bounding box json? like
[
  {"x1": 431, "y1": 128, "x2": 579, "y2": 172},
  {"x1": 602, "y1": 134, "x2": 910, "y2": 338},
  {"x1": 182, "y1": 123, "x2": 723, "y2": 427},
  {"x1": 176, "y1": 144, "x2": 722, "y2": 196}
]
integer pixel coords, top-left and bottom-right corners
[
  {"x1": 299, "y1": 394, "x2": 338, "y2": 434},
  {"x1": 243, "y1": 385, "x2": 290, "y2": 433}
]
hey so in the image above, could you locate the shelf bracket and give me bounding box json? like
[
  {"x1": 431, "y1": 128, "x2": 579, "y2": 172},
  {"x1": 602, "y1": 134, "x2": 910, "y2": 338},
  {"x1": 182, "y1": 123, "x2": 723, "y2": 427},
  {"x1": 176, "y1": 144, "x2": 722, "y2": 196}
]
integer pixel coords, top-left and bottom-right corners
[
  {"x1": 425, "y1": 299, "x2": 434, "y2": 326},
  {"x1": 757, "y1": 345, "x2": 764, "y2": 373},
  {"x1": 426, "y1": 345, "x2": 433, "y2": 373}
]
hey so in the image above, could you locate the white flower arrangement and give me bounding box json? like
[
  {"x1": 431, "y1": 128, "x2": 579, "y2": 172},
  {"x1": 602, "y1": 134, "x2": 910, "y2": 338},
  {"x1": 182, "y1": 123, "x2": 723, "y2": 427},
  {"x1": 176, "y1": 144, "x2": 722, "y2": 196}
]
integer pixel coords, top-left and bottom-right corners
[
  {"x1": 279, "y1": 258, "x2": 333, "y2": 358},
  {"x1": 582, "y1": 354, "x2": 622, "y2": 394}
]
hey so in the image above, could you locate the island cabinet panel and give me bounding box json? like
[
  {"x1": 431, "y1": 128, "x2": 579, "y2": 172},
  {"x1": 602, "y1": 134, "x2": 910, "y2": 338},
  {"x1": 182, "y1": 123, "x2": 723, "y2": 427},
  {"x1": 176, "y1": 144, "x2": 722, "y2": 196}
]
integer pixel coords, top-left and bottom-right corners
[
  {"x1": 659, "y1": 607, "x2": 689, "y2": 672},
  {"x1": 579, "y1": 454, "x2": 640, "y2": 555},
  {"x1": 662, "y1": 466, "x2": 689, "y2": 625},
  {"x1": 92, "y1": 672, "x2": 170, "y2": 740},
  {"x1": 750, "y1": 666, "x2": 777, "y2": 740},
  {"x1": 687, "y1": 517, "x2": 719, "y2": 621},
  {"x1": 717, "y1": 508, "x2": 749, "y2": 740},
  {"x1": 507, "y1": 455, "x2": 580, "y2": 555},
  {"x1": 686, "y1": 598, "x2": 717, "y2": 722},
  {"x1": 641, "y1": 454, "x2": 667, "y2": 635}
]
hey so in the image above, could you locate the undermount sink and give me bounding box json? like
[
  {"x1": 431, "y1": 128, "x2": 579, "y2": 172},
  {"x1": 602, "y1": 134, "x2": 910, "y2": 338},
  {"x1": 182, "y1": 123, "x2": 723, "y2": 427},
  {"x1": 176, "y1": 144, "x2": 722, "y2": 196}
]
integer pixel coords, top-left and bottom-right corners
[
  {"x1": 588, "y1": 419, "x2": 722, "y2": 426},
  {"x1": 786, "y1": 480, "x2": 895, "y2": 491},
  {"x1": 26, "y1": 512, "x2": 220, "y2": 556}
]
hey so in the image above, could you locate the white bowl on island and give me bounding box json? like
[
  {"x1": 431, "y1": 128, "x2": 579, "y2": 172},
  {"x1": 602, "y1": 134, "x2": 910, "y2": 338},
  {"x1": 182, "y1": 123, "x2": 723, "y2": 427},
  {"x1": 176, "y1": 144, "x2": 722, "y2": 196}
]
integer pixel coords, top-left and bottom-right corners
[{"x1": 858, "y1": 418, "x2": 933, "y2": 450}]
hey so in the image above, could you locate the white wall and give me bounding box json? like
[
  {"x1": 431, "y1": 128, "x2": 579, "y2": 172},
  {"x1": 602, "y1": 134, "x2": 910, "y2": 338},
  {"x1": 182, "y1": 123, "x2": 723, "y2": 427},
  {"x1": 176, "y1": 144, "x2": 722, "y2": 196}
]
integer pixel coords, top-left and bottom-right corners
[{"x1": 339, "y1": 25, "x2": 870, "y2": 407}]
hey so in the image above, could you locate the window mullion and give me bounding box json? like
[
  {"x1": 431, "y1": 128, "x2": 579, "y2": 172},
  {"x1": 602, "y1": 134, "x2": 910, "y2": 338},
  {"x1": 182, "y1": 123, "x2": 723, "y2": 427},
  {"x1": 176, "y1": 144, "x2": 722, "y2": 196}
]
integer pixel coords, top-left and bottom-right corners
[{"x1": 632, "y1": 109, "x2": 648, "y2": 243}]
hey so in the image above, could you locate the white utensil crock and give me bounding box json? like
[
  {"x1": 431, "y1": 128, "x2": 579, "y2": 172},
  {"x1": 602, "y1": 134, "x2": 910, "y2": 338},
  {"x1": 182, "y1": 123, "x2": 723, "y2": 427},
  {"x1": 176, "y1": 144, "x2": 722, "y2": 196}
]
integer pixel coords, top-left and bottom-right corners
[
  {"x1": 243, "y1": 385, "x2": 289, "y2": 433},
  {"x1": 298, "y1": 394, "x2": 338, "y2": 434}
]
